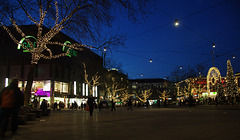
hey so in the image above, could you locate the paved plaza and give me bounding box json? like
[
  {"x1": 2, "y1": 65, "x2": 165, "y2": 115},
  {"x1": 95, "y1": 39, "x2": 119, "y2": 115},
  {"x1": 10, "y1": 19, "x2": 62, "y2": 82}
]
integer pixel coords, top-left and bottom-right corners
[{"x1": 4, "y1": 105, "x2": 240, "y2": 140}]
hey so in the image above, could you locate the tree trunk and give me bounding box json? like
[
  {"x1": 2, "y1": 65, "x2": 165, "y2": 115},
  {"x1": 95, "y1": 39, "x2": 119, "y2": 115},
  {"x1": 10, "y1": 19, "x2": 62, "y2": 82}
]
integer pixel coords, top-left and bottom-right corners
[{"x1": 24, "y1": 64, "x2": 36, "y2": 106}]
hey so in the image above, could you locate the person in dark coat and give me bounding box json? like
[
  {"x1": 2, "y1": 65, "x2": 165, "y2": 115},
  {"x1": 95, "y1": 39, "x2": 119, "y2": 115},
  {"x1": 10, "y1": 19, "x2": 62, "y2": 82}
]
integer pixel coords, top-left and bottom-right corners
[
  {"x1": 40, "y1": 99, "x2": 48, "y2": 115},
  {"x1": 0, "y1": 78, "x2": 24, "y2": 138},
  {"x1": 146, "y1": 100, "x2": 149, "y2": 108},
  {"x1": 87, "y1": 95, "x2": 95, "y2": 116},
  {"x1": 111, "y1": 99, "x2": 116, "y2": 111},
  {"x1": 74, "y1": 101, "x2": 78, "y2": 110},
  {"x1": 53, "y1": 102, "x2": 58, "y2": 111},
  {"x1": 157, "y1": 99, "x2": 160, "y2": 108},
  {"x1": 127, "y1": 99, "x2": 133, "y2": 111}
]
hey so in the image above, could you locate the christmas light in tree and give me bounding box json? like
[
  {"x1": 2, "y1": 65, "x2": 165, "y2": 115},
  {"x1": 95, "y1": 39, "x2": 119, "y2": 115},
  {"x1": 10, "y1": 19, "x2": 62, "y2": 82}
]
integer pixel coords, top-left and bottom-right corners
[{"x1": 226, "y1": 60, "x2": 238, "y2": 101}]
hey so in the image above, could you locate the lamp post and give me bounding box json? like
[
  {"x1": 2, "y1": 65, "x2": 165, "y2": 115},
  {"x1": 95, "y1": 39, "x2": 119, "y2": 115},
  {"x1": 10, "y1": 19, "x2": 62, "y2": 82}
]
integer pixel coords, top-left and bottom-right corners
[
  {"x1": 232, "y1": 55, "x2": 236, "y2": 59},
  {"x1": 175, "y1": 19, "x2": 179, "y2": 26},
  {"x1": 102, "y1": 47, "x2": 106, "y2": 67},
  {"x1": 212, "y1": 43, "x2": 215, "y2": 67},
  {"x1": 211, "y1": 50, "x2": 215, "y2": 67}
]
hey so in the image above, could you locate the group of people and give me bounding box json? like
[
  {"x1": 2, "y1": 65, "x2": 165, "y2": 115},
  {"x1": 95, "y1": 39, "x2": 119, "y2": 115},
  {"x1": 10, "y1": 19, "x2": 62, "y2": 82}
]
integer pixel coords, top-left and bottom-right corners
[
  {"x1": 53, "y1": 101, "x2": 65, "y2": 111},
  {"x1": 0, "y1": 78, "x2": 137, "y2": 138},
  {"x1": 0, "y1": 78, "x2": 24, "y2": 138}
]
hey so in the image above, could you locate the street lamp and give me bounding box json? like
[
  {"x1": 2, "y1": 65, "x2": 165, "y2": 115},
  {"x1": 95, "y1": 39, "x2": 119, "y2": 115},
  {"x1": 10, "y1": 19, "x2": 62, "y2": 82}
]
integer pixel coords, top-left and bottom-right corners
[
  {"x1": 150, "y1": 58, "x2": 152, "y2": 63},
  {"x1": 212, "y1": 43, "x2": 216, "y2": 48},
  {"x1": 175, "y1": 19, "x2": 179, "y2": 26},
  {"x1": 102, "y1": 47, "x2": 107, "y2": 67},
  {"x1": 180, "y1": 66, "x2": 183, "y2": 70},
  {"x1": 211, "y1": 43, "x2": 215, "y2": 67}
]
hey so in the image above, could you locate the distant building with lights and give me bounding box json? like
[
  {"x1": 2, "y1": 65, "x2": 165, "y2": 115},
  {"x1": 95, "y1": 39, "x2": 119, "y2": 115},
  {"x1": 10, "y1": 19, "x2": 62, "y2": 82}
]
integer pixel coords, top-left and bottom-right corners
[
  {"x1": 0, "y1": 25, "x2": 105, "y2": 106},
  {"x1": 176, "y1": 67, "x2": 240, "y2": 103},
  {"x1": 129, "y1": 78, "x2": 176, "y2": 104}
]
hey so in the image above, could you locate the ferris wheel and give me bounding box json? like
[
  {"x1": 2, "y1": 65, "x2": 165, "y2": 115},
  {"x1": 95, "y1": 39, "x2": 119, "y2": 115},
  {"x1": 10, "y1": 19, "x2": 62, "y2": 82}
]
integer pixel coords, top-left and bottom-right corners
[{"x1": 207, "y1": 67, "x2": 221, "y2": 97}]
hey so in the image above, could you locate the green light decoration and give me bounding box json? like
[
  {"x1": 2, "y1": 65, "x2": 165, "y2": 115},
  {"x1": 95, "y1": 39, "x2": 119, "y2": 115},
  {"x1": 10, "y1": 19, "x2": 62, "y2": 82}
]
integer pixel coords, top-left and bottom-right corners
[
  {"x1": 17, "y1": 36, "x2": 37, "y2": 52},
  {"x1": 18, "y1": 36, "x2": 77, "y2": 57},
  {"x1": 62, "y1": 41, "x2": 77, "y2": 57}
]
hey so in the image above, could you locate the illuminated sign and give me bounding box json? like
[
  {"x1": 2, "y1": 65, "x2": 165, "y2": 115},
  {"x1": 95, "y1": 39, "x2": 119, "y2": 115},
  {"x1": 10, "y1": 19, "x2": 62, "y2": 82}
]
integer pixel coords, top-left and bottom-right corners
[
  {"x1": 18, "y1": 36, "x2": 37, "y2": 52},
  {"x1": 18, "y1": 37, "x2": 77, "y2": 57},
  {"x1": 35, "y1": 88, "x2": 50, "y2": 97},
  {"x1": 62, "y1": 41, "x2": 77, "y2": 57},
  {"x1": 202, "y1": 92, "x2": 217, "y2": 96}
]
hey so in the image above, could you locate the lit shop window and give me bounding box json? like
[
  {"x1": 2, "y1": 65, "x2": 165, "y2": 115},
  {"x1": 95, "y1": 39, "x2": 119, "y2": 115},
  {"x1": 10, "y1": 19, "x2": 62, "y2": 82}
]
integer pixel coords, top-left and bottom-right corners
[{"x1": 54, "y1": 81, "x2": 68, "y2": 93}]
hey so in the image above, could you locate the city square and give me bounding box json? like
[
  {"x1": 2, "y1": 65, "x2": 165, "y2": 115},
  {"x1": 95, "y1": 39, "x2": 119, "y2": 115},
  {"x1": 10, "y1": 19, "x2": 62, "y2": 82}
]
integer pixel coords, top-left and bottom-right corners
[
  {"x1": 8, "y1": 106, "x2": 240, "y2": 140},
  {"x1": 0, "y1": 1, "x2": 240, "y2": 139}
]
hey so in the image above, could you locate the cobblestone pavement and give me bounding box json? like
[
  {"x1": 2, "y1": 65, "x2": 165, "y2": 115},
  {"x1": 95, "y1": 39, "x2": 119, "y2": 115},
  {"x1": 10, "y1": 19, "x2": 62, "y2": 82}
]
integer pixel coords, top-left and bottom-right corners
[{"x1": 4, "y1": 105, "x2": 240, "y2": 140}]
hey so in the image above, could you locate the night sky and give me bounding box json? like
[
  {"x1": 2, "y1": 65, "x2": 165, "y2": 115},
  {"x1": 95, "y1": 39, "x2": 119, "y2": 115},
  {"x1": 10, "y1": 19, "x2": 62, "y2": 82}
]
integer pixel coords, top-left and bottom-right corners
[{"x1": 106, "y1": 0, "x2": 240, "y2": 79}]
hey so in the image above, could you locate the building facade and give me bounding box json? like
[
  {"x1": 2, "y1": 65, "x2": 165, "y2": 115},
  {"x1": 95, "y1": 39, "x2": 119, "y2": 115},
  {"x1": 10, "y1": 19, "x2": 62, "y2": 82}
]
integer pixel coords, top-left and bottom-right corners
[
  {"x1": 176, "y1": 66, "x2": 240, "y2": 104},
  {"x1": 0, "y1": 25, "x2": 105, "y2": 107},
  {"x1": 129, "y1": 78, "x2": 176, "y2": 105}
]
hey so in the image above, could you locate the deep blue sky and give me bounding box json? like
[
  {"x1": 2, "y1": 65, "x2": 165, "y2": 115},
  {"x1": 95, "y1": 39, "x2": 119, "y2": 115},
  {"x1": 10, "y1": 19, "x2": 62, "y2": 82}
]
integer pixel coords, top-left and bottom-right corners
[{"x1": 105, "y1": 0, "x2": 240, "y2": 79}]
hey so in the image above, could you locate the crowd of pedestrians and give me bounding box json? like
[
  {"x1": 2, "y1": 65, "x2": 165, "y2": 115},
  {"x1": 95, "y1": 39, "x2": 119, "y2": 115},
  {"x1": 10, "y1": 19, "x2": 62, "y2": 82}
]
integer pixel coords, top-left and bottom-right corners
[
  {"x1": 4, "y1": 78, "x2": 233, "y2": 139},
  {"x1": 0, "y1": 78, "x2": 181, "y2": 138}
]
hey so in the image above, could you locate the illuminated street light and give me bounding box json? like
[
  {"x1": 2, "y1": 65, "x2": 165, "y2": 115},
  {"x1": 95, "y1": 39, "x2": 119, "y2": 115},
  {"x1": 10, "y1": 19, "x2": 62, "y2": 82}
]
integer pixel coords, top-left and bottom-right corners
[
  {"x1": 102, "y1": 47, "x2": 107, "y2": 67},
  {"x1": 175, "y1": 19, "x2": 179, "y2": 26},
  {"x1": 211, "y1": 50, "x2": 215, "y2": 67},
  {"x1": 180, "y1": 66, "x2": 182, "y2": 69},
  {"x1": 150, "y1": 59, "x2": 152, "y2": 63},
  {"x1": 212, "y1": 43, "x2": 215, "y2": 48},
  {"x1": 233, "y1": 55, "x2": 236, "y2": 59},
  {"x1": 141, "y1": 73, "x2": 143, "y2": 77}
]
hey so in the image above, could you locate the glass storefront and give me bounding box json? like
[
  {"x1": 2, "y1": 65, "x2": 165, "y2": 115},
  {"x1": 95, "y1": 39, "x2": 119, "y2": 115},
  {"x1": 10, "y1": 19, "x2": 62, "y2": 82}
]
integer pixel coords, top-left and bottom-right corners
[
  {"x1": 17, "y1": 80, "x2": 98, "y2": 108},
  {"x1": 54, "y1": 81, "x2": 68, "y2": 93}
]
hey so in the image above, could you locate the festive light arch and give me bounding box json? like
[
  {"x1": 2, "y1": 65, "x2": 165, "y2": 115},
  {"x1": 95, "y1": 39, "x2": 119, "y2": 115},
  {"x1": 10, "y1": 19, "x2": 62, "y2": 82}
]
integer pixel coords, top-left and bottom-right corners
[{"x1": 207, "y1": 67, "x2": 221, "y2": 97}]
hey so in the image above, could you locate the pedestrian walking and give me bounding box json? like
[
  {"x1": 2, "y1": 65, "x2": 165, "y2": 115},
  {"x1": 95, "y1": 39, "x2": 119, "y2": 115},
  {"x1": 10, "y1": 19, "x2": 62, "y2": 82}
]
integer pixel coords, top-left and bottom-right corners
[
  {"x1": 74, "y1": 101, "x2": 78, "y2": 110},
  {"x1": 40, "y1": 99, "x2": 48, "y2": 115},
  {"x1": 87, "y1": 95, "x2": 95, "y2": 116},
  {"x1": 164, "y1": 98, "x2": 167, "y2": 108},
  {"x1": 53, "y1": 102, "x2": 58, "y2": 111},
  {"x1": 127, "y1": 99, "x2": 133, "y2": 111},
  {"x1": 111, "y1": 99, "x2": 116, "y2": 111},
  {"x1": 0, "y1": 77, "x2": 24, "y2": 138},
  {"x1": 59, "y1": 101, "x2": 64, "y2": 111},
  {"x1": 157, "y1": 99, "x2": 160, "y2": 108},
  {"x1": 81, "y1": 103, "x2": 84, "y2": 110},
  {"x1": 98, "y1": 101, "x2": 103, "y2": 111},
  {"x1": 33, "y1": 99, "x2": 39, "y2": 109},
  {"x1": 146, "y1": 100, "x2": 149, "y2": 108}
]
